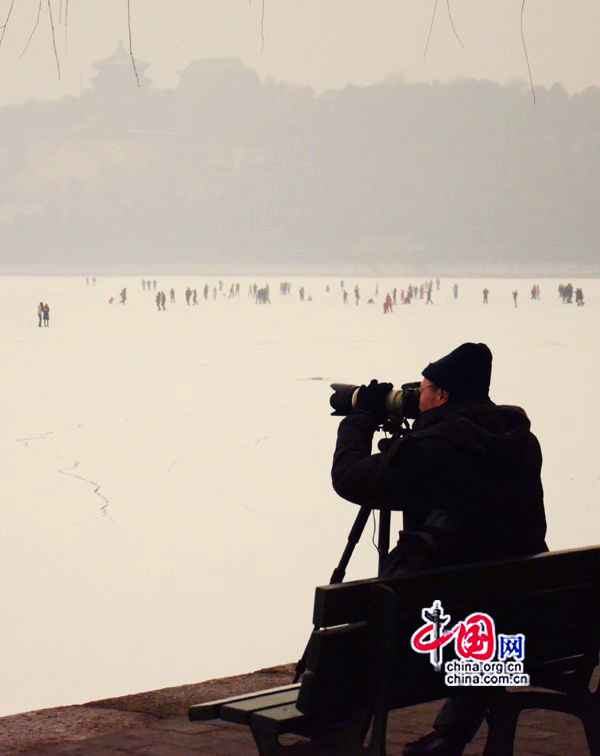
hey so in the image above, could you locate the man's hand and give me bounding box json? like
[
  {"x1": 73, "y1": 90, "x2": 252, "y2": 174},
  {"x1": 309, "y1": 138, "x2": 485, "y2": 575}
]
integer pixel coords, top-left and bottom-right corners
[{"x1": 354, "y1": 379, "x2": 393, "y2": 423}]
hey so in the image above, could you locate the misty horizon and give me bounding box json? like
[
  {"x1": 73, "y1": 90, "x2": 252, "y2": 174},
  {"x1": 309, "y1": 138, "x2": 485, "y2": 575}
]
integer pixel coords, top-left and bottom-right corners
[{"x1": 1, "y1": 46, "x2": 599, "y2": 274}]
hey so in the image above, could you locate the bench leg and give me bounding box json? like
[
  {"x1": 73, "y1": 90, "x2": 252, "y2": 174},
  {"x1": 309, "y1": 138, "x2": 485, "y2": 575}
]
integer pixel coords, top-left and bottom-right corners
[
  {"x1": 580, "y1": 696, "x2": 600, "y2": 756},
  {"x1": 482, "y1": 695, "x2": 519, "y2": 756},
  {"x1": 366, "y1": 709, "x2": 388, "y2": 755},
  {"x1": 582, "y1": 716, "x2": 600, "y2": 756}
]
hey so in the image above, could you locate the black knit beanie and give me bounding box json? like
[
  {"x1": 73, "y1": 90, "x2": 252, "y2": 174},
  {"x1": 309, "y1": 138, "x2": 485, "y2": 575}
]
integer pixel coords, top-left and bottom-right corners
[{"x1": 422, "y1": 343, "x2": 492, "y2": 398}]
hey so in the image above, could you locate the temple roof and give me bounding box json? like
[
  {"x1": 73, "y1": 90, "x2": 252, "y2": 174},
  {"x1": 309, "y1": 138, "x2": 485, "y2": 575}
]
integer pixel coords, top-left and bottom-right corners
[{"x1": 94, "y1": 40, "x2": 148, "y2": 81}]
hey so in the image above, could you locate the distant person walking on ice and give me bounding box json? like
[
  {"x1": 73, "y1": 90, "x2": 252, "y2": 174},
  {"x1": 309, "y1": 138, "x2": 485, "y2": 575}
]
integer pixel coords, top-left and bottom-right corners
[
  {"x1": 37, "y1": 301, "x2": 44, "y2": 327},
  {"x1": 453, "y1": 283, "x2": 459, "y2": 299},
  {"x1": 354, "y1": 285, "x2": 360, "y2": 305},
  {"x1": 119, "y1": 288, "x2": 127, "y2": 304},
  {"x1": 512, "y1": 290, "x2": 518, "y2": 307},
  {"x1": 160, "y1": 291, "x2": 166, "y2": 310},
  {"x1": 155, "y1": 292, "x2": 162, "y2": 311},
  {"x1": 42, "y1": 303, "x2": 50, "y2": 326},
  {"x1": 343, "y1": 290, "x2": 348, "y2": 304},
  {"x1": 426, "y1": 286, "x2": 433, "y2": 305},
  {"x1": 483, "y1": 287, "x2": 489, "y2": 304},
  {"x1": 170, "y1": 288, "x2": 175, "y2": 303}
]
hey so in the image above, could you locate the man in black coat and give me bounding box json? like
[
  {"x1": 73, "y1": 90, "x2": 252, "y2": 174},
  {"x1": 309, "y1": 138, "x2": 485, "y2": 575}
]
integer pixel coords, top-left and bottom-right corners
[{"x1": 331, "y1": 342, "x2": 547, "y2": 756}]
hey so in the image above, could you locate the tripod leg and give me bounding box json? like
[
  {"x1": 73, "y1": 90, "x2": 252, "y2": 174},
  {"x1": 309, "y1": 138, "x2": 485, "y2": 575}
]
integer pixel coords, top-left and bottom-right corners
[
  {"x1": 330, "y1": 505, "x2": 372, "y2": 583},
  {"x1": 377, "y1": 509, "x2": 390, "y2": 576}
]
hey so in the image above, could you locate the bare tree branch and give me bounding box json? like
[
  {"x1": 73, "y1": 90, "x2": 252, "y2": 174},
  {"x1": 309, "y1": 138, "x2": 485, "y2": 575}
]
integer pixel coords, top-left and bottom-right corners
[
  {"x1": 64, "y1": 0, "x2": 70, "y2": 53},
  {"x1": 424, "y1": 0, "x2": 438, "y2": 59},
  {"x1": 446, "y1": 0, "x2": 465, "y2": 48},
  {"x1": 127, "y1": 0, "x2": 141, "y2": 86},
  {"x1": 520, "y1": 0, "x2": 536, "y2": 104},
  {"x1": 47, "y1": 0, "x2": 61, "y2": 79},
  {"x1": 20, "y1": 0, "x2": 43, "y2": 58},
  {"x1": 0, "y1": 0, "x2": 16, "y2": 49}
]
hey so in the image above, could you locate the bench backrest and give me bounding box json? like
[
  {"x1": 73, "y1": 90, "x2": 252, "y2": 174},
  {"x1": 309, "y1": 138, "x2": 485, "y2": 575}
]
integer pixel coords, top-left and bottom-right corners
[{"x1": 298, "y1": 547, "x2": 600, "y2": 719}]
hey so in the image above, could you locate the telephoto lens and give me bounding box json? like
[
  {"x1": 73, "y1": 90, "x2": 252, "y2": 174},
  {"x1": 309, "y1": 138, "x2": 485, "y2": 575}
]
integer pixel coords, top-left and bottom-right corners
[
  {"x1": 329, "y1": 384, "x2": 359, "y2": 415},
  {"x1": 329, "y1": 381, "x2": 421, "y2": 422}
]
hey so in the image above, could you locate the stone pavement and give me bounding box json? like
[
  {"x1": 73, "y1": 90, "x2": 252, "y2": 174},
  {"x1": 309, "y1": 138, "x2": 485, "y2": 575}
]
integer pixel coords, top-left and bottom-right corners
[{"x1": 0, "y1": 664, "x2": 591, "y2": 755}]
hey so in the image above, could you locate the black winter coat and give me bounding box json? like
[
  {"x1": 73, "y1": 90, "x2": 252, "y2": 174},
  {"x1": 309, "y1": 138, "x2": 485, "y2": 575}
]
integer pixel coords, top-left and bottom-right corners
[{"x1": 331, "y1": 397, "x2": 547, "y2": 570}]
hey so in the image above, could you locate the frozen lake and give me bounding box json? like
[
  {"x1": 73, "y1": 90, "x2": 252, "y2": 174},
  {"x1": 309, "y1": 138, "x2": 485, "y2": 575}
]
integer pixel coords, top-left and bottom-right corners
[{"x1": 4, "y1": 274, "x2": 599, "y2": 717}]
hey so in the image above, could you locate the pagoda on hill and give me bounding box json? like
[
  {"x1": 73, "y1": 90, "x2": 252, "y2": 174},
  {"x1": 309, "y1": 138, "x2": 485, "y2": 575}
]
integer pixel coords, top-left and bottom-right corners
[{"x1": 91, "y1": 42, "x2": 152, "y2": 95}]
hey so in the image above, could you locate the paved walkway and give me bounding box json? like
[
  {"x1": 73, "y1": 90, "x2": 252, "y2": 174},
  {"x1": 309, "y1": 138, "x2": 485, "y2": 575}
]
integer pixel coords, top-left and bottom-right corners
[{"x1": 1, "y1": 665, "x2": 591, "y2": 755}]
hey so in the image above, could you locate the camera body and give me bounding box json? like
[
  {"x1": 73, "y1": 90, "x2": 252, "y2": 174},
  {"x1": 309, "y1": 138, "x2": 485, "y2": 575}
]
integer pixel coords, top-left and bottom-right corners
[{"x1": 329, "y1": 381, "x2": 421, "y2": 431}]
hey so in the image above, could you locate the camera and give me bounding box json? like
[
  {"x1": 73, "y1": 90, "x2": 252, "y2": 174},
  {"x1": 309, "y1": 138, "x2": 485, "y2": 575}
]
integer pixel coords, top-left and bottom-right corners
[{"x1": 329, "y1": 381, "x2": 421, "y2": 430}]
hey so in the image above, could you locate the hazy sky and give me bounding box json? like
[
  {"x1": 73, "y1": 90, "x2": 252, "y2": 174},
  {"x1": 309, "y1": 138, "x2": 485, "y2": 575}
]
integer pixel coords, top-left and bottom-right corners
[{"x1": 0, "y1": 0, "x2": 599, "y2": 103}]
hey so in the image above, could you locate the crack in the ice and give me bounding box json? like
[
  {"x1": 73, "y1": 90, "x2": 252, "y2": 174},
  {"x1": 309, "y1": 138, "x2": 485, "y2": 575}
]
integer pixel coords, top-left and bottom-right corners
[
  {"x1": 211, "y1": 487, "x2": 335, "y2": 538},
  {"x1": 212, "y1": 487, "x2": 261, "y2": 516},
  {"x1": 17, "y1": 424, "x2": 113, "y2": 521},
  {"x1": 224, "y1": 435, "x2": 270, "y2": 453},
  {"x1": 17, "y1": 426, "x2": 77, "y2": 451},
  {"x1": 58, "y1": 460, "x2": 113, "y2": 521}
]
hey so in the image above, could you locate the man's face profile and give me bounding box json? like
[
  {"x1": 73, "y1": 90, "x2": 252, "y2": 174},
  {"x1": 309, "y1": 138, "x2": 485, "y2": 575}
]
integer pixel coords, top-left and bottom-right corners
[{"x1": 418, "y1": 378, "x2": 448, "y2": 414}]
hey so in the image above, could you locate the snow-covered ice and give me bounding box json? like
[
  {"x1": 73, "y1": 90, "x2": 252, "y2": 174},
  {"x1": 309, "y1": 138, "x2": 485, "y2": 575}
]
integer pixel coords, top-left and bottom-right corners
[{"x1": 4, "y1": 274, "x2": 599, "y2": 716}]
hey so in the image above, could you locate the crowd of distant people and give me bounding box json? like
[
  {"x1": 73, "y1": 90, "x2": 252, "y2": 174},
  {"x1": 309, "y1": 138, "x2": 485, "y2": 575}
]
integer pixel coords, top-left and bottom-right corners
[
  {"x1": 129, "y1": 277, "x2": 589, "y2": 312},
  {"x1": 133, "y1": 277, "x2": 587, "y2": 313},
  {"x1": 36, "y1": 277, "x2": 586, "y2": 326}
]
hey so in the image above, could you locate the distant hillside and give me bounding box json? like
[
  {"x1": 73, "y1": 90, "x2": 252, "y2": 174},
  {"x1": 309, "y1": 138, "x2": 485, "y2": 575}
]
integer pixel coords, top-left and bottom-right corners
[{"x1": 1, "y1": 48, "x2": 599, "y2": 273}]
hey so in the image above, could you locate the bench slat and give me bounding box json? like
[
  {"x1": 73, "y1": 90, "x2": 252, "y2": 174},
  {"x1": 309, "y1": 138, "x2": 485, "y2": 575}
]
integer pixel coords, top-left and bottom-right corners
[
  {"x1": 251, "y1": 703, "x2": 307, "y2": 734},
  {"x1": 220, "y1": 689, "x2": 300, "y2": 724},
  {"x1": 188, "y1": 683, "x2": 300, "y2": 721},
  {"x1": 313, "y1": 547, "x2": 600, "y2": 627}
]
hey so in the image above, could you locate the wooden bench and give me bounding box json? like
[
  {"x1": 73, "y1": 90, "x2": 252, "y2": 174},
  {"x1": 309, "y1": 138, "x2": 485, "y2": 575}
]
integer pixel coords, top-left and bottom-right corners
[{"x1": 189, "y1": 546, "x2": 600, "y2": 755}]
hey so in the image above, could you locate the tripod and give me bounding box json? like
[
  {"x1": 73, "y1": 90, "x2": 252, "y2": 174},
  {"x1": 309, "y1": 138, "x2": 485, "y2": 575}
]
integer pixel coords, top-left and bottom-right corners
[
  {"x1": 293, "y1": 504, "x2": 392, "y2": 682},
  {"x1": 330, "y1": 505, "x2": 391, "y2": 583}
]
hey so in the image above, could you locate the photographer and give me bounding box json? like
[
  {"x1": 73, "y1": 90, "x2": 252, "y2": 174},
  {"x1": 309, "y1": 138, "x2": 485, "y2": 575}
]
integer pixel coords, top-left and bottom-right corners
[{"x1": 331, "y1": 342, "x2": 547, "y2": 756}]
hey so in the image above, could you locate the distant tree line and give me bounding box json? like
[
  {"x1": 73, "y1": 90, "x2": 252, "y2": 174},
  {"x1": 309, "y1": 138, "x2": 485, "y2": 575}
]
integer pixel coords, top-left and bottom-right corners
[{"x1": 0, "y1": 61, "x2": 598, "y2": 269}]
